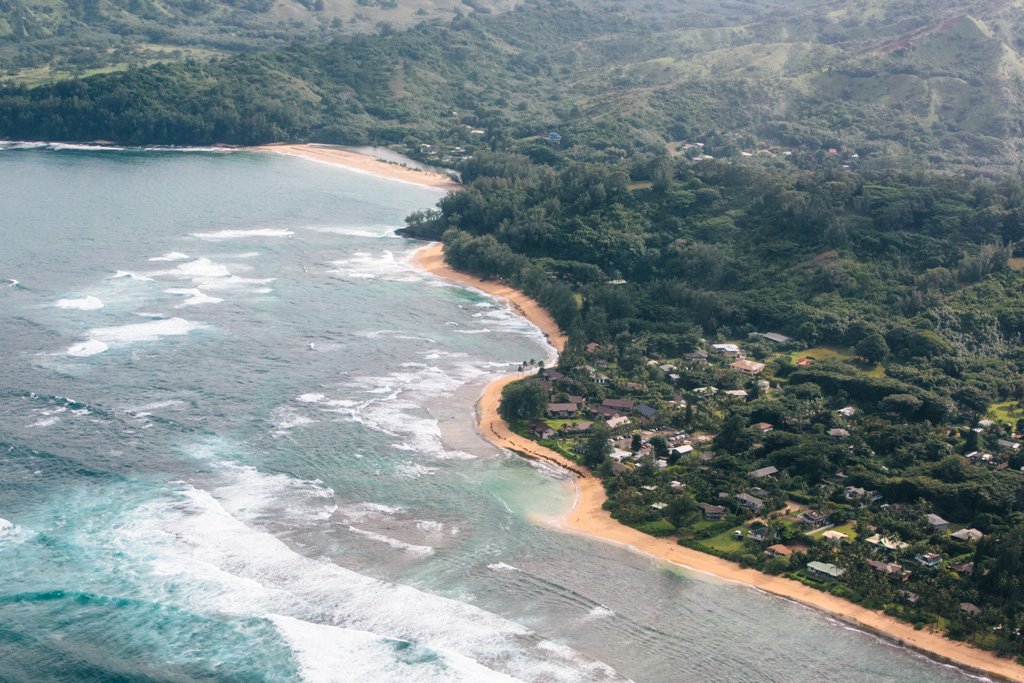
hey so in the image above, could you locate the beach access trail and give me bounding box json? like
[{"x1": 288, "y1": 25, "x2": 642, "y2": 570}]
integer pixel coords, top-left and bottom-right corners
[{"x1": 267, "y1": 142, "x2": 1024, "y2": 683}]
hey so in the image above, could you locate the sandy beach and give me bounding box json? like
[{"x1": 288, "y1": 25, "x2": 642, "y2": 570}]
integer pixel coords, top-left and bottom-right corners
[
  {"x1": 251, "y1": 143, "x2": 461, "y2": 191},
  {"x1": 412, "y1": 242, "x2": 1024, "y2": 683},
  {"x1": 276, "y1": 145, "x2": 1024, "y2": 682}
]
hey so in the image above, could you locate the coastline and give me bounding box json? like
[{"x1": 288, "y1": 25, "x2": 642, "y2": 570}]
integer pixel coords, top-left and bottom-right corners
[
  {"x1": 412, "y1": 242, "x2": 1024, "y2": 683},
  {"x1": 250, "y1": 143, "x2": 461, "y2": 191}
]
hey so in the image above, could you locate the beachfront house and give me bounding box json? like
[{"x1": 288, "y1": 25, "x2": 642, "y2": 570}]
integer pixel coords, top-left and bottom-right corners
[
  {"x1": 765, "y1": 544, "x2": 792, "y2": 558},
  {"x1": 806, "y1": 561, "x2": 845, "y2": 580},
  {"x1": 531, "y1": 421, "x2": 556, "y2": 439}
]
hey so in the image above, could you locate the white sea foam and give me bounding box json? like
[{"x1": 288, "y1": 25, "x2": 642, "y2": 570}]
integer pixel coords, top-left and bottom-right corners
[
  {"x1": 3, "y1": 278, "x2": 19, "y2": 287},
  {"x1": 269, "y1": 615, "x2": 524, "y2": 683},
  {"x1": 271, "y1": 407, "x2": 317, "y2": 435},
  {"x1": 125, "y1": 399, "x2": 185, "y2": 413},
  {"x1": 396, "y1": 462, "x2": 437, "y2": 478},
  {"x1": 106, "y1": 477, "x2": 624, "y2": 683},
  {"x1": 28, "y1": 416, "x2": 60, "y2": 428},
  {"x1": 456, "y1": 328, "x2": 491, "y2": 335},
  {"x1": 67, "y1": 339, "x2": 109, "y2": 356},
  {"x1": 584, "y1": 606, "x2": 615, "y2": 620},
  {"x1": 191, "y1": 228, "x2": 294, "y2": 241},
  {"x1": 219, "y1": 252, "x2": 261, "y2": 259},
  {"x1": 346, "y1": 526, "x2": 435, "y2": 556},
  {"x1": 415, "y1": 520, "x2": 446, "y2": 534},
  {"x1": 336, "y1": 502, "x2": 403, "y2": 523},
  {"x1": 109, "y1": 270, "x2": 154, "y2": 281},
  {"x1": 305, "y1": 226, "x2": 386, "y2": 238},
  {"x1": 487, "y1": 563, "x2": 520, "y2": 573},
  {"x1": 296, "y1": 393, "x2": 326, "y2": 403},
  {"x1": 150, "y1": 257, "x2": 274, "y2": 293},
  {"x1": 89, "y1": 317, "x2": 200, "y2": 344},
  {"x1": 148, "y1": 252, "x2": 191, "y2": 262},
  {"x1": 164, "y1": 288, "x2": 224, "y2": 307},
  {"x1": 329, "y1": 250, "x2": 421, "y2": 281},
  {"x1": 54, "y1": 295, "x2": 104, "y2": 310}
]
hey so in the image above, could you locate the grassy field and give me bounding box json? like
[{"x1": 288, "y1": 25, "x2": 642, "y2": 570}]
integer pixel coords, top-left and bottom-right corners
[
  {"x1": 987, "y1": 400, "x2": 1024, "y2": 427},
  {"x1": 789, "y1": 346, "x2": 885, "y2": 378},
  {"x1": 699, "y1": 526, "x2": 745, "y2": 553}
]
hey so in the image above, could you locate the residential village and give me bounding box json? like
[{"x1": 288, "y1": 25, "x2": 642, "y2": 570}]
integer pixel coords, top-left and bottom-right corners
[{"x1": 506, "y1": 333, "x2": 1024, "y2": 637}]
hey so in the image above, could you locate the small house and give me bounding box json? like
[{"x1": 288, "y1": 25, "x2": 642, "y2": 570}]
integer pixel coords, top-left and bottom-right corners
[
  {"x1": 637, "y1": 404, "x2": 657, "y2": 419},
  {"x1": 753, "y1": 422, "x2": 774, "y2": 433},
  {"x1": 951, "y1": 561, "x2": 975, "y2": 575},
  {"x1": 699, "y1": 502, "x2": 727, "y2": 521},
  {"x1": 561, "y1": 421, "x2": 592, "y2": 434},
  {"x1": 867, "y1": 560, "x2": 910, "y2": 581},
  {"x1": 926, "y1": 513, "x2": 949, "y2": 532},
  {"x1": 602, "y1": 398, "x2": 636, "y2": 411},
  {"x1": 711, "y1": 343, "x2": 742, "y2": 357},
  {"x1": 736, "y1": 493, "x2": 765, "y2": 511},
  {"x1": 606, "y1": 415, "x2": 631, "y2": 429},
  {"x1": 749, "y1": 465, "x2": 779, "y2": 480},
  {"x1": 723, "y1": 389, "x2": 749, "y2": 399},
  {"x1": 799, "y1": 510, "x2": 831, "y2": 528},
  {"x1": 959, "y1": 602, "x2": 982, "y2": 616},
  {"x1": 530, "y1": 421, "x2": 556, "y2": 439},
  {"x1": 821, "y1": 530, "x2": 848, "y2": 545},
  {"x1": 546, "y1": 402, "x2": 578, "y2": 418},
  {"x1": 915, "y1": 552, "x2": 942, "y2": 567},
  {"x1": 828, "y1": 428, "x2": 850, "y2": 439},
  {"x1": 951, "y1": 528, "x2": 983, "y2": 542},
  {"x1": 748, "y1": 526, "x2": 773, "y2": 542},
  {"x1": 865, "y1": 534, "x2": 909, "y2": 551},
  {"x1": 730, "y1": 359, "x2": 766, "y2": 375},
  {"x1": 765, "y1": 544, "x2": 792, "y2": 558},
  {"x1": 844, "y1": 486, "x2": 866, "y2": 501}
]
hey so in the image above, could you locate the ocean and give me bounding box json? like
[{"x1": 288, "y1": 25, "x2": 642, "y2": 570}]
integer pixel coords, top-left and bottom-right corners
[{"x1": 0, "y1": 143, "x2": 983, "y2": 682}]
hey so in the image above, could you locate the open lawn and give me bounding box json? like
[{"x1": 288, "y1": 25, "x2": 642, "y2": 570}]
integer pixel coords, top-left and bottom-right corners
[
  {"x1": 700, "y1": 526, "x2": 746, "y2": 553},
  {"x1": 988, "y1": 400, "x2": 1024, "y2": 427}
]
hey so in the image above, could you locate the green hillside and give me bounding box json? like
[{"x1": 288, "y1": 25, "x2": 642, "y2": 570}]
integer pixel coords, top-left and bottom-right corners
[{"x1": 3, "y1": 0, "x2": 1024, "y2": 169}]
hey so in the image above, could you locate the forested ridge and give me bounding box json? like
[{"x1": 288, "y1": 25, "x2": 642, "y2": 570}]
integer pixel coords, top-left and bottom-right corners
[{"x1": 5, "y1": 0, "x2": 1024, "y2": 170}]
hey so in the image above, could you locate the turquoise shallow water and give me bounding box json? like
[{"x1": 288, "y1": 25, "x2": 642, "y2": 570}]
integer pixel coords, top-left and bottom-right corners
[{"x1": 0, "y1": 144, "x2": 984, "y2": 682}]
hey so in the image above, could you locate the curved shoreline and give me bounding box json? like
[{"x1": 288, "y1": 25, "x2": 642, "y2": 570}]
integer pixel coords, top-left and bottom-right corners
[
  {"x1": 412, "y1": 243, "x2": 1024, "y2": 683},
  {"x1": 268, "y1": 145, "x2": 1024, "y2": 682}
]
